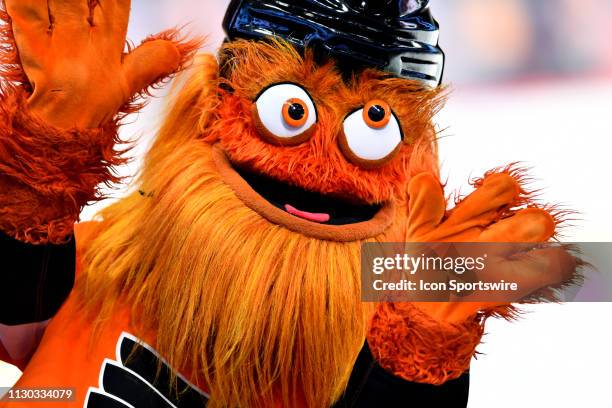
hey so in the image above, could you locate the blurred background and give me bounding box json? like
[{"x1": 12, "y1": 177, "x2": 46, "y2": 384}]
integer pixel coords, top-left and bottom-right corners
[
  {"x1": 441, "y1": 0, "x2": 612, "y2": 84},
  {"x1": 2, "y1": 1, "x2": 612, "y2": 407}
]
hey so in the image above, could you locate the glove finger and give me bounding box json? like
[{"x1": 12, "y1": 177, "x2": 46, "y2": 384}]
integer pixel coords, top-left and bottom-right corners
[
  {"x1": 49, "y1": 0, "x2": 88, "y2": 14},
  {"x1": 478, "y1": 207, "x2": 556, "y2": 243},
  {"x1": 413, "y1": 248, "x2": 577, "y2": 322},
  {"x1": 406, "y1": 173, "x2": 446, "y2": 239},
  {"x1": 92, "y1": 0, "x2": 130, "y2": 55},
  {"x1": 122, "y1": 39, "x2": 183, "y2": 95},
  {"x1": 4, "y1": 0, "x2": 49, "y2": 26},
  {"x1": 446, "y1": 173, "x2": 521, "y2": 228},
  {"x1": 110, "y1": 0, "x2": 132, "y2": 24},
  {"x1": 430, "y1": 208, "x2": 554, "y2": 257},
  {"x1": 2, "y1": 16, "x2": 51, "y2": 87},
  {"x1": 467, "y1": 247, "x2": 577, "y2": 302},
  {"x1": 47, "y1": 0, "x2": 89, "y2": 28},
  {"x1": 4, "y1": 0, "x2": 52, "y2": 54}
]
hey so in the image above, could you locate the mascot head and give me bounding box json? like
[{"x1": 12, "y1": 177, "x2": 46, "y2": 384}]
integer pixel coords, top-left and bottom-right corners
[{"x1": 82, "y1": 1, "x2": 445, "y2": 407}]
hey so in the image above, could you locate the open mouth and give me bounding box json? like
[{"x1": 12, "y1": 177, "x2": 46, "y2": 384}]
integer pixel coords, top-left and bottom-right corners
[
  {"x1": 235, "y1": 165, "x2": 381, "y2": 225},
  {"x1": 212, "y1": 145, "x2": 395, "y2": 241}
]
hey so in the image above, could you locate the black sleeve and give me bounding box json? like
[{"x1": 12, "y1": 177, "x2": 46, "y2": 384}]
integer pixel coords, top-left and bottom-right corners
[
  {"x1": 0, "y1": 231, "x2": 76, "y2": 326},
  {"x1": 333, "y1": 343, "x2": 470, "y2": 408}
]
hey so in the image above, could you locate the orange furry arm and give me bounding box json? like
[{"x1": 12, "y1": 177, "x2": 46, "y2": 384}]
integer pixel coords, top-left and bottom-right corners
[
  {"x1": 367, "y1": 168, "x2": 578, "y2": 385},
  {"x1": 367, "y1": 302, "x2": 486, "y2": 385},
  {"x1": 0, "y1": 2, "x2": 200, "y2": 244},
  {"x1": 0, "y1": 88, "x2": 122, "y2": 244}
]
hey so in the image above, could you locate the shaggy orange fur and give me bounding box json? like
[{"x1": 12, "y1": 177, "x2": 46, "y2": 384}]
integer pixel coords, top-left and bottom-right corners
[
  {"x1": 0, "y1": 88, "x2": 124, "y2": 244},
  {"x1": 367, "y1": 302, "x2": 485, "y2": 385},
  {"x1": 76, "y1": 40, "x2": 446, "y2": 407},
  {"x1": 75, "y1": 39, "x2": 574, "y2": 406},
  {"x1": 206, "y1": 39, "x2": 444, "y2": 204},
  {"x1": 0, "y1": 2, "x2": 200, "y2": 243},
  {"x1": 365, "y1": 165, "x2": 577, "y2": 385},
  {"x1": 2, "y1": 26, "x2": 574, "y2": 405},
  {"x1": 79, "y1": 140, "x2": 381, "y2": 408}
]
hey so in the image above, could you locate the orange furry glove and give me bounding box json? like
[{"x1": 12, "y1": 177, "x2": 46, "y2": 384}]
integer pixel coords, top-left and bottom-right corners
[
  {"x1": 0, "y1": 0, "x2": 199, "y2": 244},
  {"x1": 368, "y1": 168, "x2": 578, "y2": 385}
]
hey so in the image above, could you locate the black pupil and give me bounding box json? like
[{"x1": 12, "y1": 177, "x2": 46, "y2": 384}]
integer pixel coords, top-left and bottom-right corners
[
  {"x1": 288, "y1": 103, "x2": 305, "y2": 121},
  {"x1": 368, "y1": 105, "x2": 386, "y2": 122}
]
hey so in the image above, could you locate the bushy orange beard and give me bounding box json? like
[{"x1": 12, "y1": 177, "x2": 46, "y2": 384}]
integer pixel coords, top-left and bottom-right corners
[
  {"x1": 79, "y1": 41, "x2": 439, "y2": 407},
  {"x1": 80, "y1": 139, "x2": 394, "y2": 408}
]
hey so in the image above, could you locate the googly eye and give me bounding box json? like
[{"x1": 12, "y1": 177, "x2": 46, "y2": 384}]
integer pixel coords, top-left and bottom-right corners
[
  {"x1": 282, "y1": 98, "x2": 309, "y2": 128},
  {"x1": 253, "y1": 83, "x2": 317, "y2": 146},
  {"x1": 340, "y1": 100, "x2": 403, "y2": 168},
  {"x1": 363, "y1": 100, "x2": 391, "y2": 129}
]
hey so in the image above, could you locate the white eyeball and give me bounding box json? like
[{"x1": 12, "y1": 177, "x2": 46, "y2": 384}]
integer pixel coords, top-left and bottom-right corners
[
  {"x1": 253, "y1": 83, "x2": 318, "y2": 145},
  {"x1": 341, "y1": 100, "x2": 403, "y2": 167}
]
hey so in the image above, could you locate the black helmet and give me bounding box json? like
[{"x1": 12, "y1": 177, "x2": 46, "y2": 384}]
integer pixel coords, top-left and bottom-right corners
[{"x1": 223, "y1": 0, "x2": 445, "y2": 88}]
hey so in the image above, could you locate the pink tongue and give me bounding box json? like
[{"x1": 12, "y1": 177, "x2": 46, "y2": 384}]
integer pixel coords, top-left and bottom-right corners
[{"x1": 284, "y1": 204, "x2": 331, "y2": 223}]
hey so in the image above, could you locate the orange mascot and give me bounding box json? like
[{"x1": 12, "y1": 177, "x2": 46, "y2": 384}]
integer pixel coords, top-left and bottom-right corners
[{"x1": 0, "y1": 1, "x2": 577, "y2": 407}]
